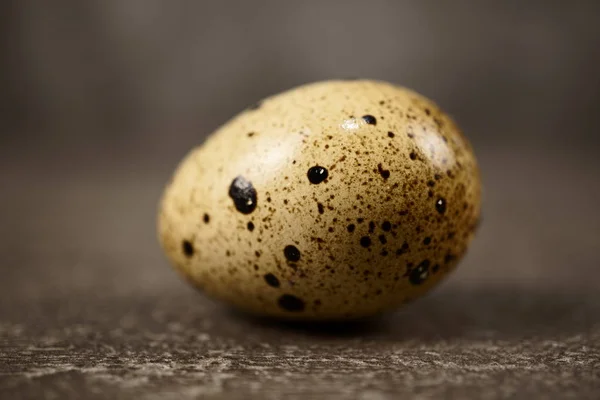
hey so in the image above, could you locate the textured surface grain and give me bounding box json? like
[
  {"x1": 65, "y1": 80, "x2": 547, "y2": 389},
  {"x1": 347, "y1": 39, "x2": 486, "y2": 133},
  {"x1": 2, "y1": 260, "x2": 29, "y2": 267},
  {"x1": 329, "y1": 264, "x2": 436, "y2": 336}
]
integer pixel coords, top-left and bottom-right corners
[
  {"x1": 159, "y1": 81, "x2": 481, "y2": 319},
  {"x1": 1, "y1": 142, "x2": 599, "y2": 399}
]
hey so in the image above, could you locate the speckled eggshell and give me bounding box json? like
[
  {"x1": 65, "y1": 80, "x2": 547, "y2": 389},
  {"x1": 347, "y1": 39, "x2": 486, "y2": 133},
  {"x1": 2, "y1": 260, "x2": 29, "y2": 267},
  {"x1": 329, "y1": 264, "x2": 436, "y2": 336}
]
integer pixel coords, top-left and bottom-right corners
[{"x1": 158, "y1": 80, "x2": 481, "y2": 320}]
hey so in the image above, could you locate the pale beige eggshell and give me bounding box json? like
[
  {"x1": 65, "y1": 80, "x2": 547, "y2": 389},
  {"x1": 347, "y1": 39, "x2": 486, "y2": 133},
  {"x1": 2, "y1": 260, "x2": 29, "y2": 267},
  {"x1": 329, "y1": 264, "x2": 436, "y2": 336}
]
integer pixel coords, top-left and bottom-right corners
[{"x1": 158, "y1": 80, "x2": 481, "y2": 320}]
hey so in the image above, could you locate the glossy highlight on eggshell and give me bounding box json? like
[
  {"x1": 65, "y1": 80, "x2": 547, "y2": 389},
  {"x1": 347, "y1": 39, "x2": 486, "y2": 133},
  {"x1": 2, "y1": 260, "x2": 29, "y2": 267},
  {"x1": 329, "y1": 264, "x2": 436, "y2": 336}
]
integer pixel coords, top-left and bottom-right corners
[{"x1": 158, "y1": 79, "x2": 482, "y2": 320}]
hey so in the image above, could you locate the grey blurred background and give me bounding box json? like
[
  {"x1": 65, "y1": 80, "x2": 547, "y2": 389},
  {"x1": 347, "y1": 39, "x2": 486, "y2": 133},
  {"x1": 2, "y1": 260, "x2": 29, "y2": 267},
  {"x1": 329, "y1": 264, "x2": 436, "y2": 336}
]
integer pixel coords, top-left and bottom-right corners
[
  {"x1": 1, "y1": 2, "x2": 600, "y2": 398},
  {"x1": 3, "y1": 1, "x2": 600, "y2": 152}
]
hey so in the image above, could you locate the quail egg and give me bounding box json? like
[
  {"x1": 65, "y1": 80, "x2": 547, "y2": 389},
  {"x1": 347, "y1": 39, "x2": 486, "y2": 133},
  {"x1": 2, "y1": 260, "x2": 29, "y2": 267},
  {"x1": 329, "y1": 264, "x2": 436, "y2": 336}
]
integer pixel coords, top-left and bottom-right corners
[{"x1": 158, "y1": 80, "x2": 481, "y2": 320}]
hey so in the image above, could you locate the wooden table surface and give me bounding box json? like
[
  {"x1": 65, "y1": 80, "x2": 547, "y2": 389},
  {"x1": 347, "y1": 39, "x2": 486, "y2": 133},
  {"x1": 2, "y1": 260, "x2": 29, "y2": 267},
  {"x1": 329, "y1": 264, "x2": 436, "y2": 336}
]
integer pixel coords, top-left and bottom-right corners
[{"x1": 1, "y1": 143, "x2": 599, "y2": 399}]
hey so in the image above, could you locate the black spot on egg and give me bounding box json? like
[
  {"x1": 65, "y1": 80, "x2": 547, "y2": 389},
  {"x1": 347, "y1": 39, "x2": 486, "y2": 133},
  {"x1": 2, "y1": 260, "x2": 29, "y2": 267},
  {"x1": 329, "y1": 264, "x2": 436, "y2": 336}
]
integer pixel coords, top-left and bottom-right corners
[
  {"x1": 203, "y1": 213, "x2": 210, "y2": 223},
  {"x1": 264, "y1": 273, "x2": 280, "y2": 288},
  {"x1": 278, "y1": 294, "x2": 305, "y2": 312},
  {"x1": 435, "y1": 197, "x2": 447, "y2": 214},
  {"x1": 347, "y1": 224, "x2": 356, "y2": 233},
  {"x1": 377, "y1": 163, "x2": 390, "y2": 180},
  {"x1": 396, "y1": 241, "x2": 409, "y2": 256},
  {"x1": 284, "y1": 245, "x2": 301, "y2": 262},
  {"x1": 409, "y1": 260, "x2": 430, "y2": 285},
  {"x1": 229, "y1": 176, "x2": 257, "y2": 214},
  {"x1": 378, "y1": 235, "x2": 387, "y2": 244},
  {"x1": 362, "y1": 115, "x2": 377, "y2": 125},
  {"x1": 382, "y1": 221, "x2": 392, "y2": 232},
  {"x1": 360, "y1": 236, "x2": 372, "y2": 248},
  {"x1": 307, "y1": 166, "x2": 329, "y2": 184},
  {"x1": 247, "y1": 221, "x2": 255, "y2": 232},
  {"x1": 182, "y1": 240, "x2": 194, "y2": 257},
  {"x1": 423, "y1": 236, "x2": 432, "y2": 245},
  {"x1": 388, "y1": 131, "x2": 395, "y2": 138}
]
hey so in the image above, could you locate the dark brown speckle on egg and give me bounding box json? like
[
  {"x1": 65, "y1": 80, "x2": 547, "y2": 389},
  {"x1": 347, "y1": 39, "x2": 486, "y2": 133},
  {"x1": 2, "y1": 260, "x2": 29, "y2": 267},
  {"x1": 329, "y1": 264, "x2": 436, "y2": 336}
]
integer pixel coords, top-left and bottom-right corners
[
  {"x1": 182, "y1": 240, "x2": 194, "y2": 257},
  {"x1": 278, "y1": 294, "x2": 305, "y2": 312},
  {"x1": 264, "y1": 273, "x2": 280, "y2": 288},
  {"x1": 360, "y1": 236, "x2": 372, "y2": 248}
]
